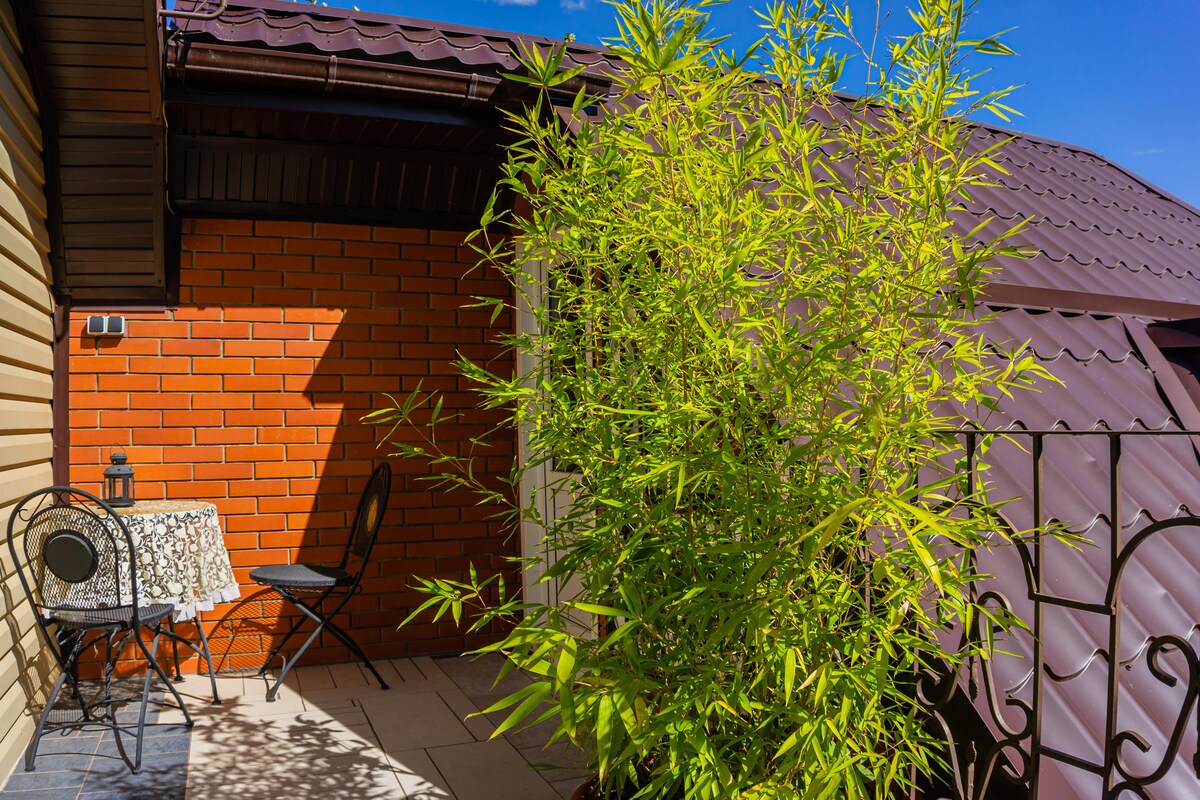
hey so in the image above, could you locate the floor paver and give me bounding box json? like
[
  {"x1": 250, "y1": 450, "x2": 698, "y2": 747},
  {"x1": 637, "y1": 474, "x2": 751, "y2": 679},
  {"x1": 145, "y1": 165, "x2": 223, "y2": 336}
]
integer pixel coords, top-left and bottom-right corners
[{"x1": 0, "y1": 656, "x2": 588, "y2": 800}]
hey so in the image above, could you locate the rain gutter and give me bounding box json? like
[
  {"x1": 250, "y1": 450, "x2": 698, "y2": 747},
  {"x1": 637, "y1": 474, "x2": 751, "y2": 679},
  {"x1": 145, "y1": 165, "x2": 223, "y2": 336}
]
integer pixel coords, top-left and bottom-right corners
[{"x1": 165, "y1": 39, "x2": 501, "y2": 106}]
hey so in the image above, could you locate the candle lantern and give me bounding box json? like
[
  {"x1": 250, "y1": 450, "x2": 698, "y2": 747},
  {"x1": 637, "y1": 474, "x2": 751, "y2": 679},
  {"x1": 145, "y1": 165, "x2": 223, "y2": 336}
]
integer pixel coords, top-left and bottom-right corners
[{"x1": 103, "y1": 450, "x2": 136, "y2": 508}]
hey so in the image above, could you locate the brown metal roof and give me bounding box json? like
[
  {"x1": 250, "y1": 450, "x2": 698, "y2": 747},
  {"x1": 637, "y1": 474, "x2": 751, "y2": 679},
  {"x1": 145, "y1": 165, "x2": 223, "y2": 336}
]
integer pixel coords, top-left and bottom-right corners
[
  {"x1": 172, "y1": 0, "x2": 609, "y2": 74},
  {"x1": 167, "y1": 0, "x2": 612, "y2": 103}
]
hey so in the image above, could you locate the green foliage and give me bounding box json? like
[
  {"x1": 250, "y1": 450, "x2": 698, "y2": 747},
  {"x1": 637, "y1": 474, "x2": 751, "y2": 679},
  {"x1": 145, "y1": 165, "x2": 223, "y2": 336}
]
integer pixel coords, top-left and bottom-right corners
[{"x1": 369, "y1": 1, "x2": 1054, "y2": 797}]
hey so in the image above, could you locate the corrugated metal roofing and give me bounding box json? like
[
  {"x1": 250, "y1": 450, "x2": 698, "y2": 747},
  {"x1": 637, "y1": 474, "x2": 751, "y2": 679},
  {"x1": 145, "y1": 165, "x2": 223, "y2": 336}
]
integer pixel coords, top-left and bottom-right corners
[
  {"x1": 165, "y1": 3, "x2": 1200, "y2": 796},
  {"x1": 171, "y1": 0, "x2": 611, "y2": 78}
]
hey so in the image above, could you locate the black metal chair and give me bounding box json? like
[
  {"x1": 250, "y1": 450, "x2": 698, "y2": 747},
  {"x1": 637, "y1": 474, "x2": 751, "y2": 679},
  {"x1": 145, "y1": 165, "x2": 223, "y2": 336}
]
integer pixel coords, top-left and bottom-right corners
[
  {"x1": 250, "y1": 462, "x2": 392, "y2": 701},
  {"x1": 5, "y1": 487, "x2": 194, "y2": 774}
]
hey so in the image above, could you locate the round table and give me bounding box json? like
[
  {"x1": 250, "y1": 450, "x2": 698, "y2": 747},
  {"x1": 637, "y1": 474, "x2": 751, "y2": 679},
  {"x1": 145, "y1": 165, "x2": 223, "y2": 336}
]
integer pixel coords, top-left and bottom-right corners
[{"x1": 113, "y1": 500, "x2": 240, "y2": 620}]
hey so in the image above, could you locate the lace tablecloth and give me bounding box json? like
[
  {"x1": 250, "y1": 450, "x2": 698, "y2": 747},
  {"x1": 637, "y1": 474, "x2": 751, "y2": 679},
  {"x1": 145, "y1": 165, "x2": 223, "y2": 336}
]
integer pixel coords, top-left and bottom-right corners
[{"x1": 114, "y1": 500, "x2": 240, "y2": 620}]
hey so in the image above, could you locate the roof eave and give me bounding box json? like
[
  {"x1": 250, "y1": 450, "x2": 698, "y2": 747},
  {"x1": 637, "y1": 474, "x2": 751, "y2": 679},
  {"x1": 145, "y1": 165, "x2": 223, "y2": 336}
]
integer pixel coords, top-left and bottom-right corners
[{"x1": 166, "y1": 38, "x2": 502, "y2": 106}]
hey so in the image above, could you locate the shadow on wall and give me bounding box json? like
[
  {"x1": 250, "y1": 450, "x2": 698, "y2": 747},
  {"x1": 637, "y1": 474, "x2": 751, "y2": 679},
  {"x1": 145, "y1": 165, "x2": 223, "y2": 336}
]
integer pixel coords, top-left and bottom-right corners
[
  {"x1": 203, "y1": 225, "x2": 520, "y2": 672},
  {"x1": 68, "y1": 220, "x2": 519, "y2": 675}
]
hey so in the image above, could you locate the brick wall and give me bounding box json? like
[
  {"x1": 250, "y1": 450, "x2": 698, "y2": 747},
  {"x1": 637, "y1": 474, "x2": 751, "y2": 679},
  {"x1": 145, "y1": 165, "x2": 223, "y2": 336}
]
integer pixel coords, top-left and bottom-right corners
[{"x1": 68, "y1": 219, "x2": 517, "y2": 673}]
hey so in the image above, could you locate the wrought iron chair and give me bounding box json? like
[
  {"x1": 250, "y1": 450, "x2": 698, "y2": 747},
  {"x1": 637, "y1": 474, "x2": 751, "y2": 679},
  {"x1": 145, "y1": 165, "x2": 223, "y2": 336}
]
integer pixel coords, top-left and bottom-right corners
[
  {"x1": 5, "y1": 487, "x2": 194, "y2": 773},
  {"x1": 250, "y1": 462, "x2": 392, "y2": 701}
]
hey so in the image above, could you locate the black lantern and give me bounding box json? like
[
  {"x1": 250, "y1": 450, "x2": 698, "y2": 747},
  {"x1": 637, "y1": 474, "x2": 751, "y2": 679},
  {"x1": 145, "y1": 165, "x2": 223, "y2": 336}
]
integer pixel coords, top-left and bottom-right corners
[{"x1": 103, "y1": 450, "x2": 135, "y2": 508}]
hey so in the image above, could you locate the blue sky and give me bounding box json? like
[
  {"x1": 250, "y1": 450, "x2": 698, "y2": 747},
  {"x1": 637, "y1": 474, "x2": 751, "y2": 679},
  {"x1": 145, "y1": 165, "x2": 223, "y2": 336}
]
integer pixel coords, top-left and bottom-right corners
[{"x1": 324, "y1": 0, "x2": 1199, "y2": 207}]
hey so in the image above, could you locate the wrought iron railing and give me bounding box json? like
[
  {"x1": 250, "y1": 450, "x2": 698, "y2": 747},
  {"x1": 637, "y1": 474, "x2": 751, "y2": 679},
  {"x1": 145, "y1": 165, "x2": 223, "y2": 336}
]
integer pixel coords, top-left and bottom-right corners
[{"x1": 916, "y1": 429, "x2": 1200, "y2": 800}]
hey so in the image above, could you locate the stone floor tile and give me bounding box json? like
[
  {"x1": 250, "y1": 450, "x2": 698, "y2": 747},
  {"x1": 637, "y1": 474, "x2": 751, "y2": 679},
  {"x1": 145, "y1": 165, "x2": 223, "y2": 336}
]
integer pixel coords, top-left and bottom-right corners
[
  {"x1": 187, "y1": 750, "x2": 403, "y2": 800},
  {"x1": 363, "y1": 691, "x2": 475, "y2": 753},
  {"x1": 389, "y1": 658, "x2": 433, "y2": 686},
  {"x1": 294, "y1": 664, "x2": 335, "y2": 692},
  {"x1": 2, "y1": 760, "x2": 88, "y2": 792},
  {"x1": 434, "y1": 685, "x2": 493, "y2": 741},
  {"x1": 427, "y1": 739, "x2": 560, "y2": 800},
  {"x1": 0, "y1": 789, "x2": 91, "y2": 800},
  {"x1": 328, "y1": 661, "x2": 369, "y2": 689},
  {"x1": 79, "y1": 748, "x2": 188, "y2": 795},
  {"x1": 436, "y1": 654, "x2": 533, "y2": 711},
  {"x1": 96, "y1": 732, "x2": 189, "y2": 757},
  {"x1": 389, "y1": 748, "x2": 457, "y2": 800}
]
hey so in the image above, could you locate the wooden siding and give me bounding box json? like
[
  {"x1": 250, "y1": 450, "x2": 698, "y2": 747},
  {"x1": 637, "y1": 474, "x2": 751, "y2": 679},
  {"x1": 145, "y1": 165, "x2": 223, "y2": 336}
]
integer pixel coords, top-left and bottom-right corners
[
  {"x1": 26, "y1": 0, "x2": 165, "y2": 303},
  {"x1": 0, "y1": 0, "x2": 56, "y2": 783}
]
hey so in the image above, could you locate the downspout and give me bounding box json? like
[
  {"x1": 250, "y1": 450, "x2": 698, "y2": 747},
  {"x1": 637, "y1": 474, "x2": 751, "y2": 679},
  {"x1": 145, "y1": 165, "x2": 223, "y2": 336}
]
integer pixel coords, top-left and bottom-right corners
[{"x1": 52, "y1": 304, "x2": 70, "y2": 486}]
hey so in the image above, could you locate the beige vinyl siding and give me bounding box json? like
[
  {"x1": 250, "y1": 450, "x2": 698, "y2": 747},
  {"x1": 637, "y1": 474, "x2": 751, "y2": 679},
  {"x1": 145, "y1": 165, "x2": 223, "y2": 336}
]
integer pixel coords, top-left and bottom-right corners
[{"x1": 0, "y1": 0, "x2": 56, "y2": 782}]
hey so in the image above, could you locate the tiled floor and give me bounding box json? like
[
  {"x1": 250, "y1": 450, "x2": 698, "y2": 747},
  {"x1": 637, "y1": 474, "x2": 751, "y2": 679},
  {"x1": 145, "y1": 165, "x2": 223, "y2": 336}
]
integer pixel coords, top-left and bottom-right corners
[{"x1": 0, "y1": 656, "x2": 589, "y2": 800}]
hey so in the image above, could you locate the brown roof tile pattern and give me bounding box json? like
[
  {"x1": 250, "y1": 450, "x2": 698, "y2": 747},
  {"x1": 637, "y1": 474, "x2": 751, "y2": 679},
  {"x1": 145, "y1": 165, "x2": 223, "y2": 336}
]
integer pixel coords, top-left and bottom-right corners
[
  {"x1": 172, "y1": 0, "x2": 610, "y2": 77},
  {"x1": 958, "y1": 126, "x2": 1200, "y2": 306}
]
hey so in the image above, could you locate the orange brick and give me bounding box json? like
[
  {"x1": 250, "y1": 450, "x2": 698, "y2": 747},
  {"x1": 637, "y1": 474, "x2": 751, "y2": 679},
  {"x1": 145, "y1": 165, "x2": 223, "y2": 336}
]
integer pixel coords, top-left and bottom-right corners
[
  {"x1": 224, "y1": 236, "x2": 283, "y2": 253},
  {"x1": 253, "y1": 288, "x2": 311, "y2": 306},
  {"x1": 285, "y1": 409, "x2": 344, "y2": 426},
  {"x1": 285, "y1": 237, "x2": 342, "y2": 256},
  {"x1": 193, "y1": 358, "x2": 252, "y2": 374},
  {"x1": 254, "y1": 461, "x2": 314, "y2": 479},
  {"x1": 71, "y1": 392, "x2": 128, "y2": 410},
  {"x1": 164, "y1": 446, "x2": 223, "y2": 463},
  {"x1": 166, "y1": 481, "x2": 227, "y2": 499},
  {"x1": 373, "y1": 227, "x2": 427, "y2": 244},
  {"x1": 191, "y1": 322, "x2": 253, "y2": 339},
  {"x1": 196, "y1": 427, "x2": 255, "y2": 445},
  {"x1": 282, "y1": 307, "x2": 343, "y2": 324},
  {"x1": 132, "y1": 428, "x2": 194, "y2": 446},
  {"x1": 100, "y1": 410, "x2": 160, "y2": 427},
  {"x1": 162, "y1": 374, "x2": 222, "y2": 392},
  {"x1": 225, "y1": 445, "x2": 286, "y2": 462},
  {"x1": 223, "y1": 307, "x2": 283, "y2": 322},
  {"x1": 314, "y1": 223, "x2": 372, "y2": 241},
  {"x1": 256, "y1": 220, "x2": 314, "y2": 237},
  {"x1": 77, "y1": 355, "x2": 127, "y2": 373},
  {"x1": 254, "y1": 359, "x2": 314, "y2": 375},
  {"x1": 129, "y1": 356, "x2": 190, "y2": 374},
  {"x1": 224, "y1": 340, "x2": 284, "y2": 358},
  {"x1": 223, "y1": 375, "x2": 283, "y2": 392},
  {"x1": 193, "y1": 392, "x2": 253, "y2": 409},
  {"x1": 226, "y1": 514, "x2": 285, "y2": 533},
  {"x1": 163, "y1": 409, "x2": 223, "y2": 427},
  {"x1": 231, "y1": 479, "x2": 287, "y2": 497},
  {"x1": 252, "y1": 323, "x2": 310, "y2": 339},
  {"x1": 258, "y1": 427, "x2": 315, "y2": 444},
  {"x1": 129, "y1": 392, "x2": 190, "y2": 409},
  {"x1": 194, "y1": 462, "x2": 253, "y2": 480},
  {"x1": 161, "y1": 339, "x2": 221, "y2": 356},
  {"x1": 226, "y1": 409, "x2": 284, "y2": 426}
]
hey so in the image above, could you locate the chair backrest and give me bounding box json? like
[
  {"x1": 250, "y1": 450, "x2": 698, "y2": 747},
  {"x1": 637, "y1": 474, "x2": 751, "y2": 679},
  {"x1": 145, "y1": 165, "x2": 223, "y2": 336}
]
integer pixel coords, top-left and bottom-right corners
[
  {"x1": 5, "y1": 486, "x2": 142, "y2": 627},
  {"x1": 341, "y1": 463, "x2": 392, "y2": 579}
]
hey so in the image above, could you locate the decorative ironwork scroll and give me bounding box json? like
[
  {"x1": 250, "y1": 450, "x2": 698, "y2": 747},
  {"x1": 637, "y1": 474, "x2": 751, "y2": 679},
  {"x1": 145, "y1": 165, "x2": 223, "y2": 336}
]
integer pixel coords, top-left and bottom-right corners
[{"x1": 917, "y1": 430, "x2": 1200, "y2": 800}]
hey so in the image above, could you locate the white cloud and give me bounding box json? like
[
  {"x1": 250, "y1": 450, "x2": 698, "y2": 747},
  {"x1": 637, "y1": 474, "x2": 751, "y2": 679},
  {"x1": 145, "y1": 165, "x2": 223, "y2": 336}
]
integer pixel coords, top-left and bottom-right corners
[
  {"x1": 561, "y1": 0, "x2": 586, "y2": 10},
  {"x1": 488, "y1": 0, "x2": 538, "y2": 6},
  {"x1": 1132, "y1": 148, "x2": 1165, "y2": 157}
]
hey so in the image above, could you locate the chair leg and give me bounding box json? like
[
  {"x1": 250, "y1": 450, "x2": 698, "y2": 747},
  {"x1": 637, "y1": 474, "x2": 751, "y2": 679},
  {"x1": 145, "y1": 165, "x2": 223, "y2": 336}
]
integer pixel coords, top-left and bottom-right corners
[
  {"x1": 138, "y1": 629, "x2": 194, "y2": 729},
  {"x1": 24, "y1": 671, "x2": 71, "y2": 772},
  {"x1": 264, "y1": 589, "x2": 388, "y2": 699},
  {"x1": 320, "y1": 617, "x2": 390, "y2": 691},
  {"x1": 257, "y1": 588, "x2": 332, "y2": 677}
]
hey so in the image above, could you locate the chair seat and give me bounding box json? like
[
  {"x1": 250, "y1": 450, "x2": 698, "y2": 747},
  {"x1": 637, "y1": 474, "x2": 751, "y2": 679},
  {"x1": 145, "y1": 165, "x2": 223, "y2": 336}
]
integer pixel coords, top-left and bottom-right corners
[
  {"x1": 50, "y1": 603, "x2": 174, "y2": 630},
  {"x1": 250, "y1": 563, "x2": 352, "y2": 588}
]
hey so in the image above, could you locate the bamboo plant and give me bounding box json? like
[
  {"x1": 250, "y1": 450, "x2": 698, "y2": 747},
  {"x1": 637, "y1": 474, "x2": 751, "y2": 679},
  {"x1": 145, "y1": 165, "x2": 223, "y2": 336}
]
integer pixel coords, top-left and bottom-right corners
[{"x1": 369, "y1": 1, "x2": 1054, "y2": 797}]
